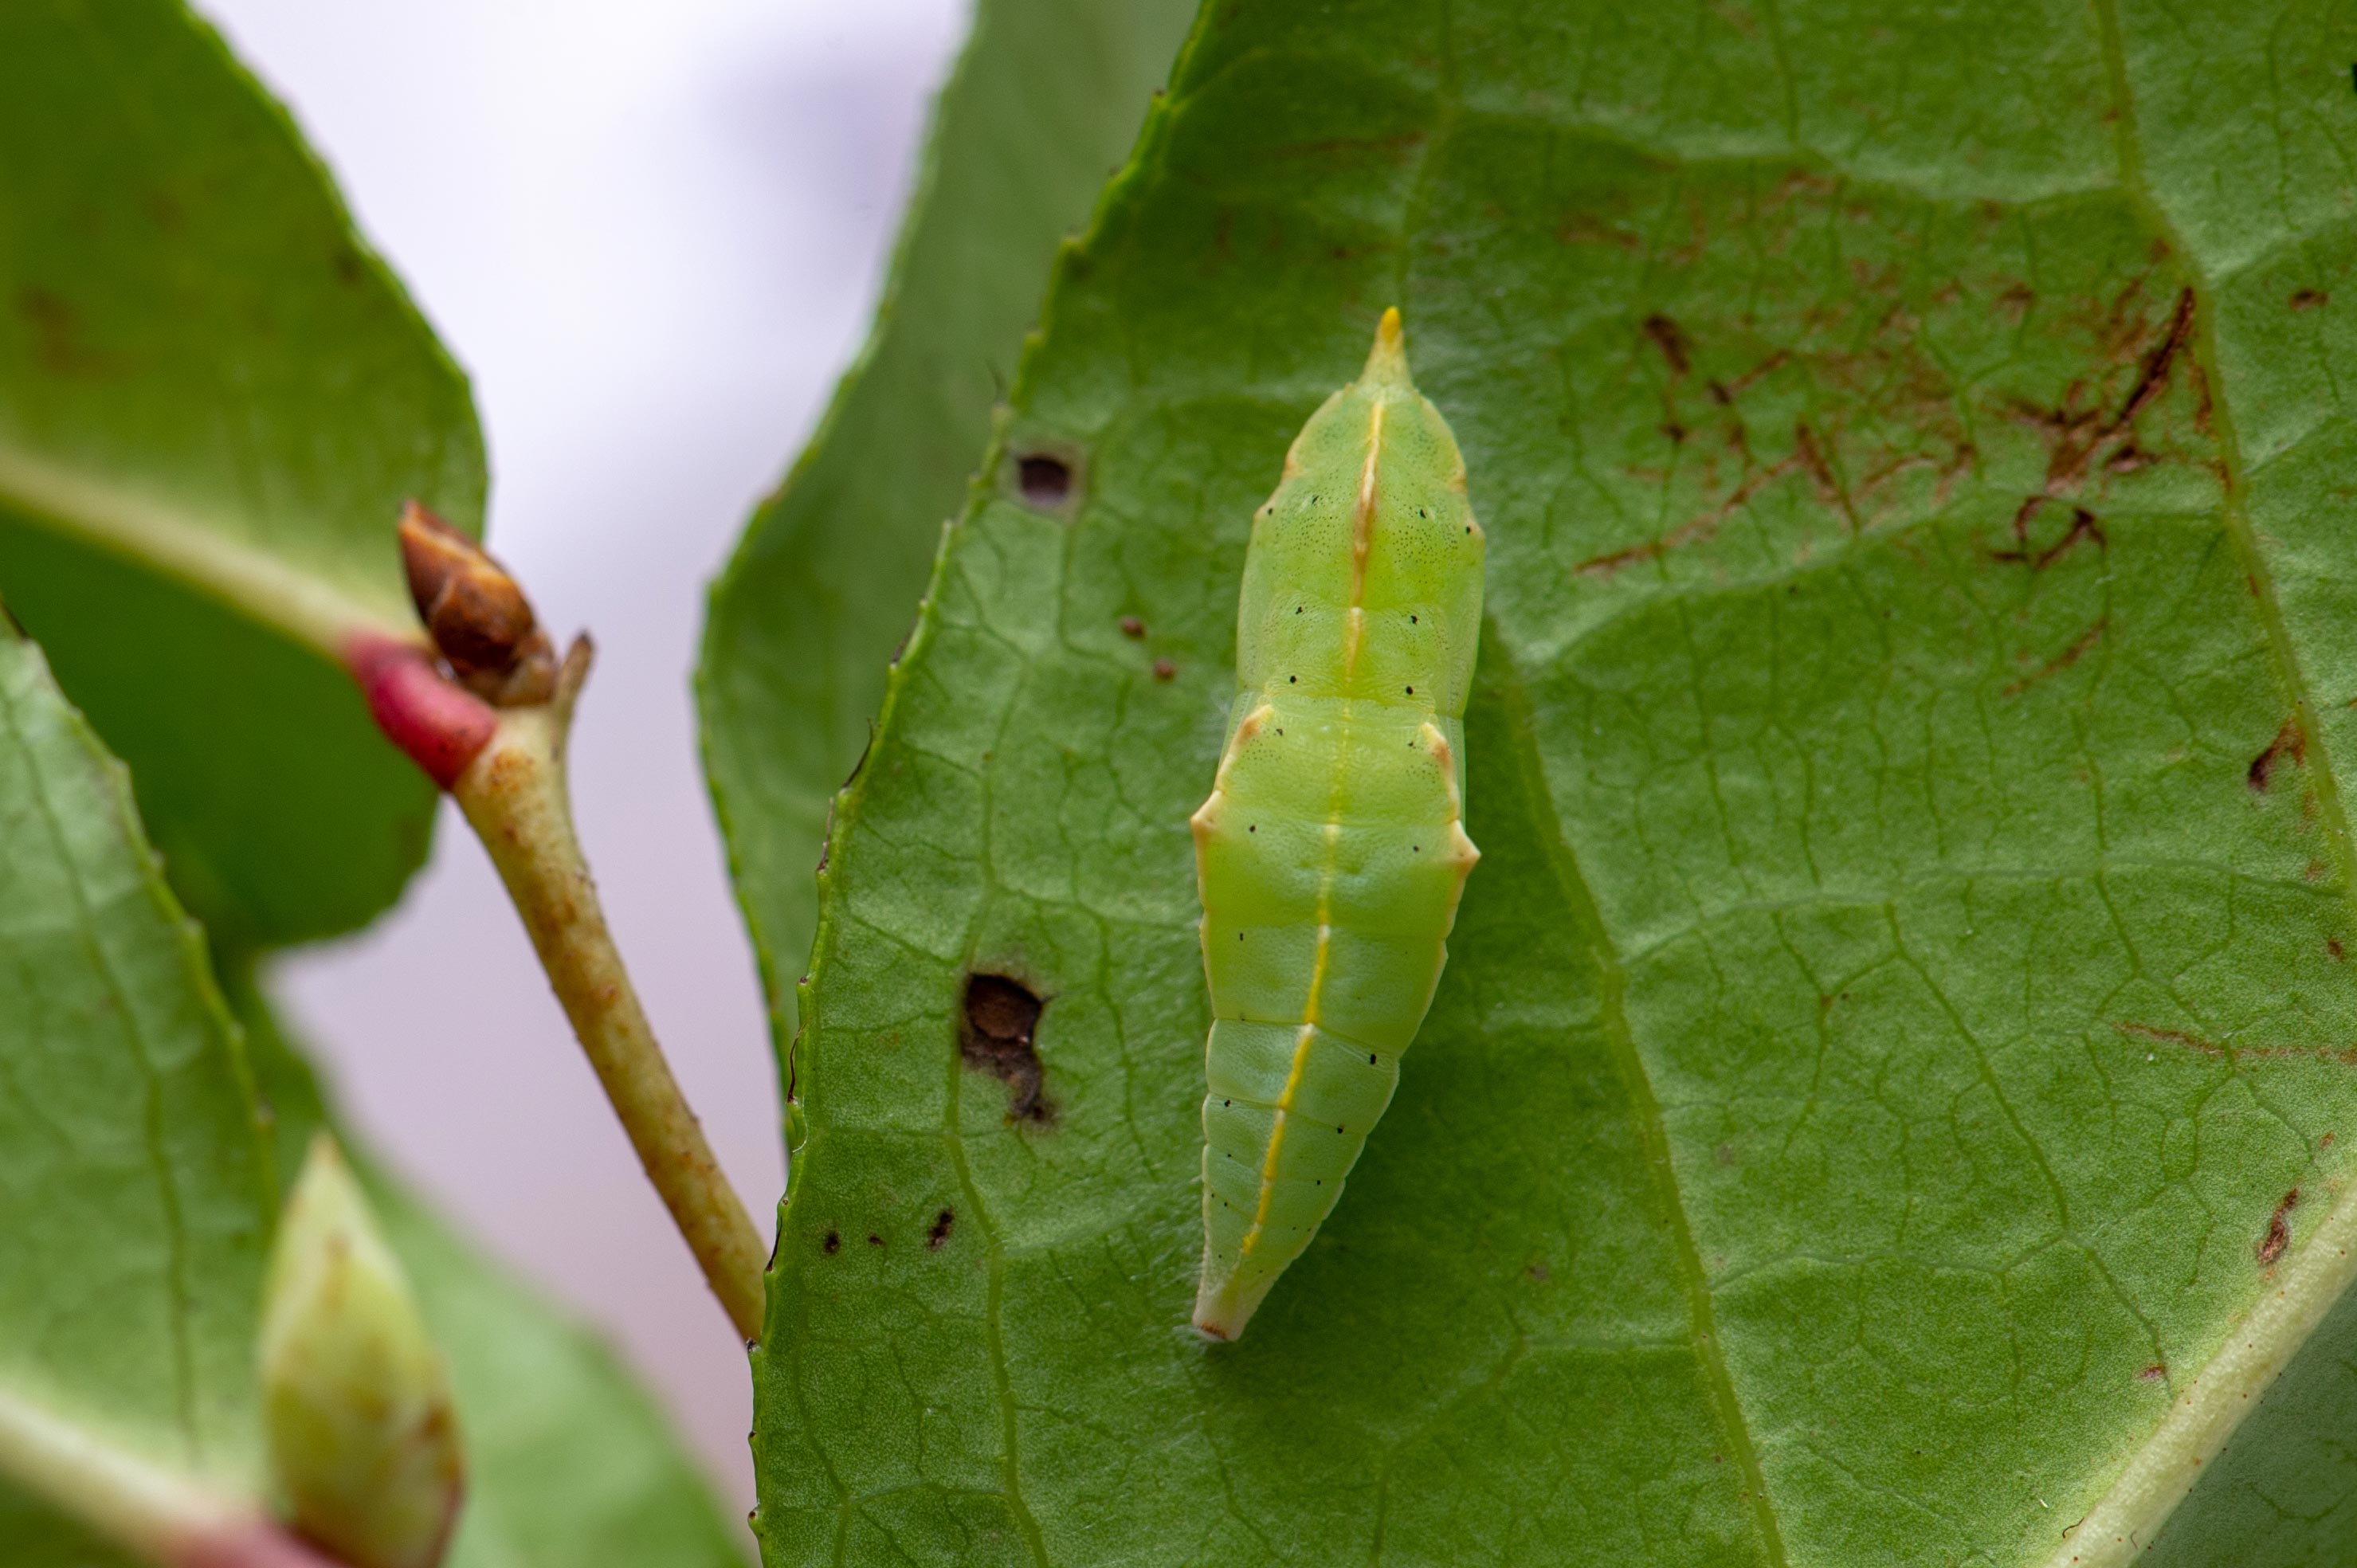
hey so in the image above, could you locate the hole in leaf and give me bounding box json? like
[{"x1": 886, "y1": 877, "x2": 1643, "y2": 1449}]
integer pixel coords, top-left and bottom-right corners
[
  {"x1": 1017, "y1": 453, "x2": 1072, "y2": 507},
  {"x1": 959, "y1": 973, "x2": 1052, "y2": 1123}
]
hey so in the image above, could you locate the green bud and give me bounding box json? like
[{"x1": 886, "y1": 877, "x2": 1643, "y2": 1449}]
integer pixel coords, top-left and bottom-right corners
[{"x1": 260, "y1": 1135, "x2": 463, "y2": 1568}]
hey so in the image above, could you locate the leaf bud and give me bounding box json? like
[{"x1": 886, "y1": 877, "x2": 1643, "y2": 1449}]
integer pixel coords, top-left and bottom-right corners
[
  {"x1": 397, "y1": 500, "x2": 557, "y2": 706},
  {"x1": 259, "y1": 1135, "x2": 463, "y2": 1568}
]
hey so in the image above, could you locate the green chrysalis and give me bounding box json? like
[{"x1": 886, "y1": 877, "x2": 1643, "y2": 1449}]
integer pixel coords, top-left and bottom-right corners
[{"x1": 1190, "y1": 309, "x2": 1484, "y2": 1340}]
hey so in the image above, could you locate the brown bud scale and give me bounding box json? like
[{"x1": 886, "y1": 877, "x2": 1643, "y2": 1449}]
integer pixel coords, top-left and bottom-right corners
[{"x1": 397, "y1": 502, "x2": 558, "y2": 706}]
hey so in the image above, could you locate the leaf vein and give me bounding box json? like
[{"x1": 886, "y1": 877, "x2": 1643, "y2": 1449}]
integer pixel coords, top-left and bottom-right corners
[{"x1": 1488, "y1": 625, "x2": 1790, "y2": 1568}]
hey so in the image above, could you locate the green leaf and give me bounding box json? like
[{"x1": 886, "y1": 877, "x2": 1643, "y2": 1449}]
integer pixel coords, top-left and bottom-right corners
[
  {"x1": 731, "y1": 0, "x2": 2357, "y2": 1562},
  {"x1": 0, "y1": 0, "x2": 485, "y2": 949},
  {"x1": 697, "y1": 0, "x2": 1201, "y2": 1042},
  {"x1": 0, "y1": 617, "x2": 744, "y2": 1566},
  {"x1": 0, "y1": 613, "x2": 277, "y2": 1544},
  {"x1": 375, "y1": 1180, "x2": 749, "y2": 1568}
]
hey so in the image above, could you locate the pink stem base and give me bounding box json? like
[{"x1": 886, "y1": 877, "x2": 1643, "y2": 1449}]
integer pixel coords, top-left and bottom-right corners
[{"x1": 344, "y1": 631, "x2": 496, "y2": 788}]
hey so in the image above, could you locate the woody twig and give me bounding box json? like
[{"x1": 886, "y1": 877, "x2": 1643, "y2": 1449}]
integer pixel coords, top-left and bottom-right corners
[{"x1": 344, "y1": 504, "x2": 767, "y2": 1344}]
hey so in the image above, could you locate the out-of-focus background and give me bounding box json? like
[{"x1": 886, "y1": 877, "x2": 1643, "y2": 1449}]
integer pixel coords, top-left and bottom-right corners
[{"x1": 197, "y1": 0, "x2": 973, "y2": 1519}]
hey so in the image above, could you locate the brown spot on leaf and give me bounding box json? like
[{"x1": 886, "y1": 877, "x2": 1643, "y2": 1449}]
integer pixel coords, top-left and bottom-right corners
[
  {"x1": 1556, "y1": 212, "x2": 1641, "y2": 251},
  {"x1": 2115, "y1": 288, "x2": 2198, "y2": 429},
  {"x1": 1642, "y1": 313, "x2": 1692, "y2": 376},
  {"x1": 1016, "y1": 453, "x2": 1072, "y2": 508},
  {"x1": 1789, "y1": 422, "x2": 1859, "y2": 531},
  {"x1": 18, "y1": 286, "x2": 109, "y2": 377},
  {"x1": 1992, "y1": 502, "x2": 2105, "y2": 571},
  {"x1": 822, "y1": 1230, "x2": 841, "y2": 1255},
  {"x1": 1576, "y1": 424, "x2": 1825, "y2": 575},
  {"x1": 960, "y1": 974, "x2": 1052, "y2": 1123},
  {"x1": 928, "y1": 1209, "x2": 955, "y2": 1249},
  {"x1": 1710, "y1": 349, "x2": 1790, "y2": 407},
  {"x1": 1580, "y1": 201, "x2": 2201, "y2": 590},
  {"x1": 2249, "y1": 719, "x2": 2306, "y2": 793},
  {"x1": 1265, "y1": 129, "x2": 1426, "y2": 164},
  {"x1": 2116, "y1": 1021, "x2": 2228, "y2": 1058},
  {"x1": 1992, "y1": 288, "x2": 2197, "y2": 555},
  {"x1": 2257, "y1": 1189, "x2": 2299, "y2": 1266},
  {"x1": 2120, "y1": 1019, "x2": 2357, "y2": 1068},
  {"x1": 2139, "y1": 1363, "x2": 2167, "y2": 1381},
  {"x1": 1118, "y1": 616, "x2": 1146, "y2": 640},
  {"x1": 1152, "y1": 658, "x2": 1177, "y2": 683},
  {"x1": 2291, "y1": 288, "x2": 2330, "y2": 312},
  {"x1": 2002, "y1": 616, "x2": 2107, "y2": 697}
]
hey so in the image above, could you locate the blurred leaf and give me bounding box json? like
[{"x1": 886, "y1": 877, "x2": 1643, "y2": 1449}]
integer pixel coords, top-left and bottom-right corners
[
  {"x1": 0, "y1": 612, "x2": 277, "y2": 1548},
  {"x1": 229, "y1": 974, "x2": 755, "y2": 1568},
  {"x1": 697, "y1": 0, "x2": 1201, "y2": 1043},
  {"x1": 0, "y1": 0, "x2": 485, "y2": 949},
  {"x1": 0, "y1": 616, "x2": 746, "y2": 1566},
  {"x1": 729, "y1": 0, "x2": 2357, "y2": 1562}
]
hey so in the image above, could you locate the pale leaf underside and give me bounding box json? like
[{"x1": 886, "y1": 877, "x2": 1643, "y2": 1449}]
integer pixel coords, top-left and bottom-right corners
[
  {"x1": 743, "y1": 0, "x2": 2357, "y2": 1563},
  {"x1": 0, "y1": 0, "x2": 484, "y2": 947}
]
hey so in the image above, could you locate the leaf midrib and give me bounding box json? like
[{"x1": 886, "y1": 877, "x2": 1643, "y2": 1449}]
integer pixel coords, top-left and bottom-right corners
[
  {"x1": 0, "y1": 437, "x2": 414, "y2": 659},
  {"x1": 0, "y1": 645, "x2": 201, "y2": 1457},
  {"x1": 1489, "y1": 627, "x2": 1793, "y2": 1568}
]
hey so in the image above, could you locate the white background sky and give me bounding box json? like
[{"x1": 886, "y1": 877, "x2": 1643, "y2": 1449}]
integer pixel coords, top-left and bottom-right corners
[{"x1": 196, "y1": 0, "x2": 974, "y2": 1528}]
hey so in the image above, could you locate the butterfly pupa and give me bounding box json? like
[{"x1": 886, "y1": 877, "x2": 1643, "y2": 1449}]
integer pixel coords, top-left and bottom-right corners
[{"x1": 1190, "y1": 308, "x2": 1484, "y2": 1341}]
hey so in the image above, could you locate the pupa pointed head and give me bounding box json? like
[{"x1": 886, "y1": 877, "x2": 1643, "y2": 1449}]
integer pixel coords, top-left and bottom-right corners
[{"x1": 1359, "y1": 306, "x2": 1410, "y2": 387}]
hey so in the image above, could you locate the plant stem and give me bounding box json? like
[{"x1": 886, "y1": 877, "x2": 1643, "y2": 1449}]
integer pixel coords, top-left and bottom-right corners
[
  {"x1": 0, "y1": 1388, "x2": 343, "y2": 1568},
  {"x1": 350, "y1": 505, "x2": 769, "y2": 1343},
  {"x1": 449, "y1": 638, "x2": 769, "y2": 1342}
]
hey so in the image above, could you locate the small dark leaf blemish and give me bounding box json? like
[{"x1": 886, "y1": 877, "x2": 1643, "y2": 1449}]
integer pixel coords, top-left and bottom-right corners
[
  {"x1": 960, "y1": 973, "x2": 1053, "y2": 1123},
  {"x1": 1016, "y1": 453, "x2": 1073, "y2": 507},
  {"x1": 2257, "y1": 1188, "x2": 2300, "y2": 1266},
  {"x1": 2249, "y1": 719, "x2": 2306, "y2": 793},
  {"x1": 1641, "y1": 312, "x2": 1692, "y2": 375}
]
